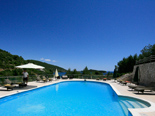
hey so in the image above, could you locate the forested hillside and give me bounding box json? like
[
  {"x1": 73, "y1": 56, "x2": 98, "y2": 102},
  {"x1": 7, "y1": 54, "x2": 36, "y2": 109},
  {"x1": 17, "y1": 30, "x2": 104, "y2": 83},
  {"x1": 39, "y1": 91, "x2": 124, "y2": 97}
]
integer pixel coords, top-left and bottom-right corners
[
  {"x1": 113, "y1": 44, "x2": 155, "y2": 77},
  {"x1": 0, "y1": 49, "x2": 66, "y2": 76},
  {"x1": 27, "y1": 60, "x2": 66, "y2": 72}
]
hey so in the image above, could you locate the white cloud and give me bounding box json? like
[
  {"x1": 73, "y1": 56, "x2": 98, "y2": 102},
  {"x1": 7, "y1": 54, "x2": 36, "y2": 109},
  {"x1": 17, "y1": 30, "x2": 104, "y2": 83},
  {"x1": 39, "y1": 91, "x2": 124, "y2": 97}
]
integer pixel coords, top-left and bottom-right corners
[
  {"x1": 52, "y1": 60, "x2": 56, "y2": 62},
  {"x1": 40, "y1": 58, "x2": 54, "y2": 62},
  {"x1": 45, "y1": 59, "x2": 51, "y2": 62}
]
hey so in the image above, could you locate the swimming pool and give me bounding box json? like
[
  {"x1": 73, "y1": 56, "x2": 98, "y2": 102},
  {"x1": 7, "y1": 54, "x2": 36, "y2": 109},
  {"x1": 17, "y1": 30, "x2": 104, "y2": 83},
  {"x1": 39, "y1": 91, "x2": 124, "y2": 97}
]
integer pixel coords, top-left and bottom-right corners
[{"x1": 0, "y1": 81, "x2": 150, "y2": 116}]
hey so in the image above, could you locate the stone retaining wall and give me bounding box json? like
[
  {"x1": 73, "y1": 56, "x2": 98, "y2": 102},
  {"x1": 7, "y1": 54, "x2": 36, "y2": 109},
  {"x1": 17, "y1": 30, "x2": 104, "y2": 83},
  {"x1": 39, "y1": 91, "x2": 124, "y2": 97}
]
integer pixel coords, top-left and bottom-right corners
[{"x1": 132, "y1": 62, "x2": 155, "y2": 86}]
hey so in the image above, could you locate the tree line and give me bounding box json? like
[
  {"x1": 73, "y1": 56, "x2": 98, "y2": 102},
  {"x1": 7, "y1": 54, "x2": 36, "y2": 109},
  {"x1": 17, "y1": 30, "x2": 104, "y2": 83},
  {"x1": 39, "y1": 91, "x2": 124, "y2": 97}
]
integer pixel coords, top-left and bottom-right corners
[
  {"x1": 66, "y1": 66, "x2": 106, "y2": 75},
  {"x1": 113, "y1": 44, "x2": 155, "y2": 78}
]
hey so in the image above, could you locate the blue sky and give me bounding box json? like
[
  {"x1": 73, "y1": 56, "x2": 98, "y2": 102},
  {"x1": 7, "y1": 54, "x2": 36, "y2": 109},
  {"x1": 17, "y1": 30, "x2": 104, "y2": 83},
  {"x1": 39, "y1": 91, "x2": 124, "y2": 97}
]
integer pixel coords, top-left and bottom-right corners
[{"x1": 0, "y1": 0, "x2": 155, "y2": 71}]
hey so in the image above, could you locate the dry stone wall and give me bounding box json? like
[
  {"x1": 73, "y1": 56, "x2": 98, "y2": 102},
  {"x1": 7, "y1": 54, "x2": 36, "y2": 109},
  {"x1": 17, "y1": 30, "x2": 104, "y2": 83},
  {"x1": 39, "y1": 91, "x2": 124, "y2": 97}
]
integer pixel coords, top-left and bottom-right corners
[{"x1": 132, "y1": 62, "x2": 155, "y2": 86}]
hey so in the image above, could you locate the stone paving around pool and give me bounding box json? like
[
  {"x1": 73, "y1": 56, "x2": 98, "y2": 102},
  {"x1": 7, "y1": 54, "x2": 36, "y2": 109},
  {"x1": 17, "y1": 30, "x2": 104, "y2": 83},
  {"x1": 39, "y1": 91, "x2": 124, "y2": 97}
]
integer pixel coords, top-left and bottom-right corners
[{"x1": 0, "y1": 79, "x2": 155, "y2": 116}]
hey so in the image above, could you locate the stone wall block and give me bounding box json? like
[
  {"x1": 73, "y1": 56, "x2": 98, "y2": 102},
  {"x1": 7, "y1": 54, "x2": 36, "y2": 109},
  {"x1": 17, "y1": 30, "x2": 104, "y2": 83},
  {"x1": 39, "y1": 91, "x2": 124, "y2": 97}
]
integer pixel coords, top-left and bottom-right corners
[{"x1": 132, "y1": 62, "x2": 155, "y2": 86}]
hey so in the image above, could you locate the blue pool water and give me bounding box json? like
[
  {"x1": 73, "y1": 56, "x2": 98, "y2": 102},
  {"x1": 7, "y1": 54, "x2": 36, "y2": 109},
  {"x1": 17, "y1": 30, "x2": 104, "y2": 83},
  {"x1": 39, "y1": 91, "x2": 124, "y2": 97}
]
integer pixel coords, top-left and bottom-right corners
[
  {"x1": 0, "y1": 81, "x2": 149, "y2": 116},
  {"x1": 0, "y1": 81, "x2": 125, "y2": 116}
]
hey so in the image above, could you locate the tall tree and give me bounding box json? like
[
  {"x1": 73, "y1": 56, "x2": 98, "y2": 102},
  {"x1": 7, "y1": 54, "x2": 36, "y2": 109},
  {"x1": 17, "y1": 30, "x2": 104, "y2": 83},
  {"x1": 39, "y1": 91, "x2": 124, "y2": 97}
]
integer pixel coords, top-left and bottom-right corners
[
  {"x1": 140, "y1": 44, "x2": 152, "y2": 57},
  {"x1": 113, "y1": 65, "x2": 118, "y2": 78},
  {"x1": 151, "y1": 44, "x2": 155, "y2": 55},
  {"x1": 72, "y1": 69, "x2": 79, "y2": 74},
  {"x1": 83, "y1": 66, "x2": 90, "y2": 75},
  {"x1": 66, "y1": 68, "x2": 72, "y2": 75}
]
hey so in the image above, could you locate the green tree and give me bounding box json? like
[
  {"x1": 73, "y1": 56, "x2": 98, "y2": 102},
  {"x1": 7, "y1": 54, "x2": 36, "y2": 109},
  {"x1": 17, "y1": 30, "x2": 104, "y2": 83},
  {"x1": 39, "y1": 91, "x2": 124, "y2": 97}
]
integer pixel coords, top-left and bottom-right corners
[
  {"x1": 107, "y1": 72, "x2": 111, "y2": 77},
  {"x1": 115, "y1": 44, "x2": 155, "y2": 75},
  {"x1": 66, "y1": 68, "x2": 72, "y2": 75},
  {"x1": 72, "y1": 69, "x2": 79, "y2": 74},
  {"x1": 113, "y1": 65, "x2": 118, "y2": 78},
  {"x1": 140, "y1": 44, "x2": 152, "y2": 57},
  {"x1": 151, "y1": 44, "x2": 155, "y2": 55},
  {"x1": 83, "y1": 66, "x2": 90, "y2": 75},
  {"x1": 94, "y1": 71, "x2": 102, "y2": 75}
]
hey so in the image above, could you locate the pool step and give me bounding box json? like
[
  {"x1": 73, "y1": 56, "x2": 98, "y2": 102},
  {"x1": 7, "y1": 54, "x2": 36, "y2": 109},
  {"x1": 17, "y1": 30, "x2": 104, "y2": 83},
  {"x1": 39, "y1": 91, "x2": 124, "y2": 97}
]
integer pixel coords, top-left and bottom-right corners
[
  {"x1": 119, "y1": 99, "x2": 148, "y2": 109},
  {"x1": 119, "y1": 98, "x2": 149, "y2": 116},
  {"x1": 119, "y1": 101, "x2": 129, "y2": 116}
]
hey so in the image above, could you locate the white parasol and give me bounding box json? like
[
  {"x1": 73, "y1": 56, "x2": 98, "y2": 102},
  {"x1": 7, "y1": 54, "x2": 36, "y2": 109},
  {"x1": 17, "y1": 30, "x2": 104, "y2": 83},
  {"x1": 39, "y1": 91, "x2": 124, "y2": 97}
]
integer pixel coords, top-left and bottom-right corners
[
  {"x1": 16, "y1": 63, "x2": 45, "y2": 69},
  {"x1": 54, "y1": 69, "x2": 59, "y2": 77}
]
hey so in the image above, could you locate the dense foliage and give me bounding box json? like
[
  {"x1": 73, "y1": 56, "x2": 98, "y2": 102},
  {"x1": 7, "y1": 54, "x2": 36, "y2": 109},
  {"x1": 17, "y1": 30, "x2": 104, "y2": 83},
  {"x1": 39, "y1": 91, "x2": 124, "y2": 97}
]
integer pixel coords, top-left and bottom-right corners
[
  {"x1": 66, "y1": 66, "x2": 106, "y2": 75},
  {"x1": 0, "y1": 49, "x2": 66, "y2": 76},
  {"x1": 114, "y1": 44, "x2": 155, "y2": 77}
]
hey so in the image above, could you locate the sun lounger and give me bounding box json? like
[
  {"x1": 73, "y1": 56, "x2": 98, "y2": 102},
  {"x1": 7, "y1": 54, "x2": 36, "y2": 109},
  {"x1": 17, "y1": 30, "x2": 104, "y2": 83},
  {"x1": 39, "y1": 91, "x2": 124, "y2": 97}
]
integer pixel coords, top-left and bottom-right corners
[
  {"x1": 134, "y1": 87, "x2": 145, "y2": 93},
  {"x1": 48, "y1": 78, "x2": 52, "y2": 81},
  {"x1": 117, "y1": 80, "x2": 123, "y2": 83},
  {"x1": 4, "y1": 79, "x2": 25, "y2": 88},
  {"x1": 56, "y1": 76, "x2": 60, "y2": 79},
  {"x1": 14, "y1": 82, "x2": 23, "y2": 84},
  {"x1": 134, "y1": 83, "x2": 155, "y2": 93},
  {"x1": 128, "y1": 84, "x2": 137, "y2": 90},
  {"x1": 4, "y1": 84, "x2": 15, "y2": 90},
  {"x1": 62, "y1": 75, "x2": 68, "y2": 79},
  {"x1": 4, "y1": 79, "x2": 13, "y2": 85},
  {"x1": 134, "y1": 86, "x2": 152, "y2": 93},
  {"x1": 69, "y1": 76, "x2": 73, "y2": 79},
  {"x1": 19, "y1": 83, "x2": 27, "y2": 87},
  {"x1": 5, "y1": 78, "x2": 23, "y2": 85},
  {"x1": 36, "y1": 76, "x2": 42, "y2": 82},
  {"x1": 121, "y1": 81, "x2": 127, "y2": 85},
  {"x1": 42, "y1": 76, "x2": 47, "y2": 82},
  {"x1": 36, "y1": 76, "x2": 47, "y2": 82}
]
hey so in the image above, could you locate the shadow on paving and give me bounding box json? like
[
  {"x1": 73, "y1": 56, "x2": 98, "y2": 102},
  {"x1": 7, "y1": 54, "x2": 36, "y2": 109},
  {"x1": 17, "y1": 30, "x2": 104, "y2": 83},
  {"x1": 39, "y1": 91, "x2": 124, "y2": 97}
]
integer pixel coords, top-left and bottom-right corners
[
  {"x1": 0, "y1": 85, "x2": 37, "y2": 91},
  {"x1": 14, "y1": 85, "x2": 37, "y2": 90}
]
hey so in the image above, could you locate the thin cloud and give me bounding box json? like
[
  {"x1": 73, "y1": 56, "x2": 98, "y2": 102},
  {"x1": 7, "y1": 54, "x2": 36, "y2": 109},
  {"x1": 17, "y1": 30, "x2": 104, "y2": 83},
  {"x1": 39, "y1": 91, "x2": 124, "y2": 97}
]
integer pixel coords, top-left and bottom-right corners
[
  {"x1": 45, "y1": 59, "x2": 51, "y2": 62},
  {"x1": 52, "y1": 60, "x2": 56, "y2": 62},
  {"x1": 40, "y1": 58, "x2": 51, "y2": 62},
  {"x1": 40, "y1": 58, "x2": 44, "y2": 61}
]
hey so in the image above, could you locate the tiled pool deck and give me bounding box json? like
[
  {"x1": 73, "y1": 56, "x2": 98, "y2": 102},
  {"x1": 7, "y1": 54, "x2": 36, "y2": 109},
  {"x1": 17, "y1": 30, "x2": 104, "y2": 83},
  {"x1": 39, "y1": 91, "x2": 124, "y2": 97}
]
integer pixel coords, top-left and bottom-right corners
[{"x1": 0, "y1": 79, "x2": 155, "y2": 116}]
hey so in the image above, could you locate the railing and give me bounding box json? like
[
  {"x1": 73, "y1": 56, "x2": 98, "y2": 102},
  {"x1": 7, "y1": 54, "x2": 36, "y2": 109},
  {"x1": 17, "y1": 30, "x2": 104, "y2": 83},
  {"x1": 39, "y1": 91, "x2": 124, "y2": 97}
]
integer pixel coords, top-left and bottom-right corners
[
  {"x1": 136, "y1": 55, "x2": 155, "y2": 65},
  {"x1": 0, "y1": 74, "x2": 112, "y2": 85},
  {"x1": 66, "y1": 74, "x2": 113, "y2": 80},
  {"x1": 0, "y1": 74, "x2": 54, "y2": 85}
]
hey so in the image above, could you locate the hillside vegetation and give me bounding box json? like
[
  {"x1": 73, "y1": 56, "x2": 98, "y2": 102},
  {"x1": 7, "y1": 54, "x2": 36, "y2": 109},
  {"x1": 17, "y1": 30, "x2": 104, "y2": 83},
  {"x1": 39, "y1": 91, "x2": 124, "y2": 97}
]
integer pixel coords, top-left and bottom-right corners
[
  {"x1": 113, "y1": 44, "x2": 155, "y2": 77},
  {"x1": 0, "y1": 49, "x2": 66, "y2": 76}
]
